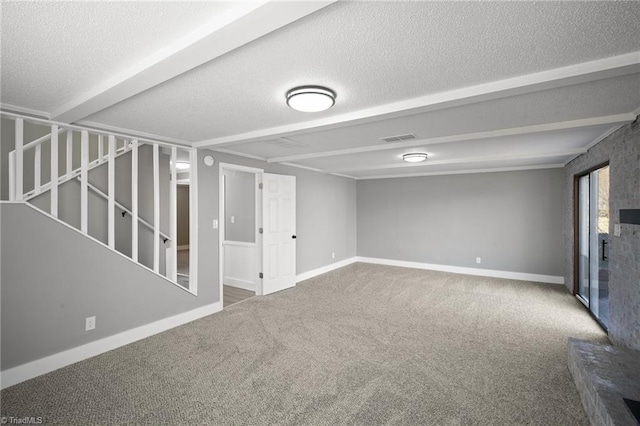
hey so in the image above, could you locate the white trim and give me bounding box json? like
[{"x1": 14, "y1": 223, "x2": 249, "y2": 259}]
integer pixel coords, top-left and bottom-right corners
[
  {"x1": 80, "y1": 130, "x2": 89, "y2": 233},
  {"x1": 296, "y1": 257, "x2": 358, "y2": 283},
  {"x1": 188, "y1": 149, "x2": 199, "y2": 295},
  {"x1": 0, "y1": 103, "x2": 50, "y2": 119},
  {"x1": 131, "y1": 141, "x2": 139, "y2": 262},
  {"x1": 65, "y1": 130, "x2": 73, "y2": 176},
  {"x1": 50, "y1": 125, "x2": 59, "y2": 217},
  {"x1": 177, "y1": 245, "x2": 190, "y2": 251},
  {"x1": 329, "y1": 172, "x2": 356, "y2": 180},
  {"x1": 15, "y1": 118, "x2": 23, "y2": 201},
  {"x1": 50, "y1": 1, "x2": 336, "y2": 123},
  {"x1": 107, "y1": 135, "x2": 116, "y2": 249},
  {"x1": 0, "y1": 302, "x2": 222, "y2": 390},
  {"x1": 280, "y1": 162, "x2": 324, "y2": 173},
  {"x1": 356, "y1": 257, "x2": 564, "y2": 285},
  {"x1": 219, "y1": 162, "x2": 264, "y2": 302},
  {"x1": 195, "y1": 52, "x2": 640, "y2": 147},
  {"x1": 0, "y1": 111, "x2": 188, "y2": 150},
  {"x1": 223, "y1": 277, "x2": 256, "y2": 292},
  {"x1": 170, "y1": 147, "x2": 178, "y2": 282},
  {"x1": 153, "y1": 144, "x2": 160, "y2": 273},
  {"x1": 34, "y1": 144, "x2": 41, "y2": 193},
  {"x1": 353, "y1": 164, "x2": 565, "y2": 180},
  {"x1": 76, "y1": 120, "x2": 189, "y2": 147}
]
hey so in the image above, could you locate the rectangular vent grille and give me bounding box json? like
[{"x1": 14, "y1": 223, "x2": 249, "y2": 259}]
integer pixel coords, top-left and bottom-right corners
[{"x1": 381, "y1": 133, "x2": 417, "y2": 143}]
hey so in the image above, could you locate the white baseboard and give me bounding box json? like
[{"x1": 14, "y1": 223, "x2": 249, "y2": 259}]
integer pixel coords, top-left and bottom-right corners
[
  {"x1": 356, "y1": 257, "x2": 564, "y2": 285},
  {"x1": 296, "y1": 257, "x2": 357, "y2": 283},
  {"x1": 223, "y1": 277, "x2": 256, "y2": 292},
  {"x1": 0, "y1": 302, "x2": 223, "y2": 390},
  {"x1": 177, "y1": 245, "x2": 189, "y2": 251}
]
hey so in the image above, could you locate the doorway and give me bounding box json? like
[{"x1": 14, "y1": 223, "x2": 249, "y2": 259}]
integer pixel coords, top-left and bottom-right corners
[
  {"x1": 219, "y1": 164, "x2": 262, "y2": 307},
  {"x1": 575, "y1": 163, "x2": 610, "y2": 329}
]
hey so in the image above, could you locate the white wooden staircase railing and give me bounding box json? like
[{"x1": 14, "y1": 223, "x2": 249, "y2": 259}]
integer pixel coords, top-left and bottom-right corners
[{"x1": 2, "y1": 112, "x2": 198, "y2": 293}]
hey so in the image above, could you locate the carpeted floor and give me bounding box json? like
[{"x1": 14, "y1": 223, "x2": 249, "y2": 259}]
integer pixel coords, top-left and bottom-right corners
[{"x1": 1, "y1": 263, "x2": 606, "y2": 425}]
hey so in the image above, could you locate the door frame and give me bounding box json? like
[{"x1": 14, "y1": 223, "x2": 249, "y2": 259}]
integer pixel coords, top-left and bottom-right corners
[
  {"x1": 572, "y1": 160, "x2": 609, "y2": 330},
  {"x1": 218, "y1": 163, "x2": 264, "y2": 305}
]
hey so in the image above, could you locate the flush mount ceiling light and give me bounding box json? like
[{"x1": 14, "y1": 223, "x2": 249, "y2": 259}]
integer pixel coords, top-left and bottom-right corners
[
  {"x1": 286, "y1": 86, "x2": 336, "y2": 112},
  {"x1": 402, "y1": 153, "x2": 428, "y2": 163},
  {"x1": 175, "y1": 161, "x2": 190, "y2": 170}
]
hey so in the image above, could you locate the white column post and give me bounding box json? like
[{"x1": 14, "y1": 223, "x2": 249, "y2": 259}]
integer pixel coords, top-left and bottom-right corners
[
  {"x1": 8, "y1": 151, "x2": 16, "y2": 201},
  {"x1": 34, "y1": 144, "x2": 41, "y2": 194},
  {"x1": 169, "y1": 147, "x2": 178, "y2": 281},
  {"x1": 15, "y1": 118, "x2": 23, "y2": 201},
  {"x1": 66, "y1": 130, "x2": 73, "y2": 176},
  {"x1": 50, "y1": 125, "x2": 59, "y2": 217},
  {"x1": 131, "y1": 140, "x2": 139, "y2": 262},
  {"x1": 189, "y1": 149, "x2": 198, "y2": 293},
  {"x1": 108, "y1": 135, "x2": 116, "y2": 249},
  {"x1": 80, "y1": 130, "x2": 89, "y2": 233},
  {"x1": 153, "y1": 143, "x2": 160, "y2": 273},
  {"x1": 98, "y1": 135, "x2": 104, "y2": 164}
]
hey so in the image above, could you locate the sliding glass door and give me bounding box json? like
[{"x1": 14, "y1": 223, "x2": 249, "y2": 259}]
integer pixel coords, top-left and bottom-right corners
[{"x1": 576, "y1": 165, "x2": 610, "y2": 328}]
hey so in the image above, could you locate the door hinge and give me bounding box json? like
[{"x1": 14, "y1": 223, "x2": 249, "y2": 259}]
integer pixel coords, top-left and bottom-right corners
[
  {"x1": 258, "y1": 183, "x2": 263, "y2": 189},
  {"x1": 259, "y1": 272, "x2": 263, "y2": 279},
  {"x1": 259, "y1": 227, "x2": 263, "y2": 234}
]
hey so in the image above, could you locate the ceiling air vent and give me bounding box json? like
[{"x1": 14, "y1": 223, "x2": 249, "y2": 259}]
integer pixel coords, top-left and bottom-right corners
[
  {"x1": 264, "y1": 137, "x2": 307, "y2": 149},
  {"x1": 381, "y1": 133, "x2": 417, "y2": 143}
]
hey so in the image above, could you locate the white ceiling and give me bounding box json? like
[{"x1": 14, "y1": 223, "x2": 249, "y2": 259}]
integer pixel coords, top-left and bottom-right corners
[{"x1": 1, "y1": 1, "x2": 639, "y2": 180}]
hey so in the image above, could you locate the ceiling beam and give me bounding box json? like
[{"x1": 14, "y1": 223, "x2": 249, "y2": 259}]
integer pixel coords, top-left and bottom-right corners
[
  {"x1": 324, "y1": 149, "x2": 586, "y2": 174},
  {"x1": 50, "y1": 1, "x2": 336, "y2": 123},
  {"x1": 266, "y1": 114, "x2": 635, "y2": 163},
  {"x1": 354, "y1": 164, "x2": 565, "y2": 180},
  {"x1": 194, "y1": 51, "x2": 640, "y2": 148}
]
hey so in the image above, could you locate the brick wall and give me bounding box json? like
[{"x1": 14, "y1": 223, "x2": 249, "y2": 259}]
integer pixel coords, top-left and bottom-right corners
[{"x1": 564, "y1": 117, "x2": 640, "y2": 350}]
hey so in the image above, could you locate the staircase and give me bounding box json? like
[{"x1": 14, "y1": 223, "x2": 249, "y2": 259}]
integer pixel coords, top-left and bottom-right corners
[{"x1": 2, "y1": 112, "x2": 198, "y2": 293}]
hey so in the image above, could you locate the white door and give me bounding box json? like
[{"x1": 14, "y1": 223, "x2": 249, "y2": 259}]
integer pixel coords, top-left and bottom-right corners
[{"x1": 262, "y1": 173, "x2": 296, "y2": 295}]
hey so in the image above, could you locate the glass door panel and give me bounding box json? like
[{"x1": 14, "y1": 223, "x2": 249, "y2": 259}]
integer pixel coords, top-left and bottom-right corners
[
  {"x1": 577, "y1": 175, "x2": 590, "y2": 303},
  {"x1": 576, "y1": 165, "x2": 609, "y2": 329}
]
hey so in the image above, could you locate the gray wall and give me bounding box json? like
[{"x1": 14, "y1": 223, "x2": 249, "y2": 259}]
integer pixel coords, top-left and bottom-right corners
[
  {"x1": 357, "y1": 169, "x2": 565, "y2": 276},
  {"x1": 224, "y1": 169, "x2": 255, "y2": 243},
  {"x1": 564, "y1": 117, "x2": 640, "y2": 351},
  {"x1": 198, "y1": 150, "x2": 357, "y2": 276},
  {"x1": 177, "y1": 185, "x2": 189, "y2": 246},
  {"x1": 0, "y1": 203, "x2": 216, "y2": 370}
]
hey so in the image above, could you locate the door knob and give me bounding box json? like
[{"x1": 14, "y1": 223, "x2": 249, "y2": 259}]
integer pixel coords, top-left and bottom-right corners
[{"x1": 292, "y1": 235, "x2": 297, "y2": 239}]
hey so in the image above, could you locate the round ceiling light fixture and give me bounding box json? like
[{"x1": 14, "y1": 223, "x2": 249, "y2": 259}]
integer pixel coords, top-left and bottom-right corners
[
  {"x1": 286, "y1": 86, "x2": 336, "y2": 112},
  {"x1": 175, "y1": 161, "x2": 191, "y2": 170},
  {"x1": 402, "y1": 153, "x2": 428, "y2": 163}
]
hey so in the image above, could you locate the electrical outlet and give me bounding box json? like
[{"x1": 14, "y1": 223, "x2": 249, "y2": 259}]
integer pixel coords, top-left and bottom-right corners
[
  {"x1": 231, "y1": 215, "x2": 235, "y2": 224},
  {"x1": 476, "y1": 257, "x2": 481, "y2": 264},
  {"x1": 332, "y1": 252, "x2": 335, "y2": 259},
  {"x1": 85, "y1": 316, "x2": 96, "y2": 331}
]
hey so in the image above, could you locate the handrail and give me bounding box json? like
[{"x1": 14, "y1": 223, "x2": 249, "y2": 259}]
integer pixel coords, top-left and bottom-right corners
[
  {"x1": 0, "y1": 110, "x2": 190, "y2": 149},
  {"x1": 21, "y1": 144, "x2": 136, "y2": 202},
  {"x1": 22, "y1": 128, "x2": 65, "y2": 151},
  {"x1": 78, "y1": 178, "x2": 172, "y2": 243},
  {"x1": 4, "y1": 112, "x2": 196, "y2": 293}
]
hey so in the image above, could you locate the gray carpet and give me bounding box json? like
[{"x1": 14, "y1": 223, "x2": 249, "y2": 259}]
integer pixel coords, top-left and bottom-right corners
[{"x1": 1, "y1": 263, "x2": 606, "y2": 425}]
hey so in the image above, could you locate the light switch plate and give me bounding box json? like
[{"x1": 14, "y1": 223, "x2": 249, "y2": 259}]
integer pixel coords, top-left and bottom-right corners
[
  {"x1": 614, "y1": 223, "x2": 621, "y2": 237},
  {"x1": 213, "y1": 219, "x2": 219, "y2": 229}
]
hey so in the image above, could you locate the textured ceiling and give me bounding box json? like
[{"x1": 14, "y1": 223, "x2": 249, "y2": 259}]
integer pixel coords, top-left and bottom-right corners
[
  {"x1": 83, "y1": 1, "x2": 640, "y2": 141},
  {"x1": 1, "y1": 1, "x2": 639, "y2": 179},
  {"x1": 226, "y1": 74, "x2": 640, "y2": 159},
  {"x1": 0, "y1": 1, "x2": 241, "y2": 112}
]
